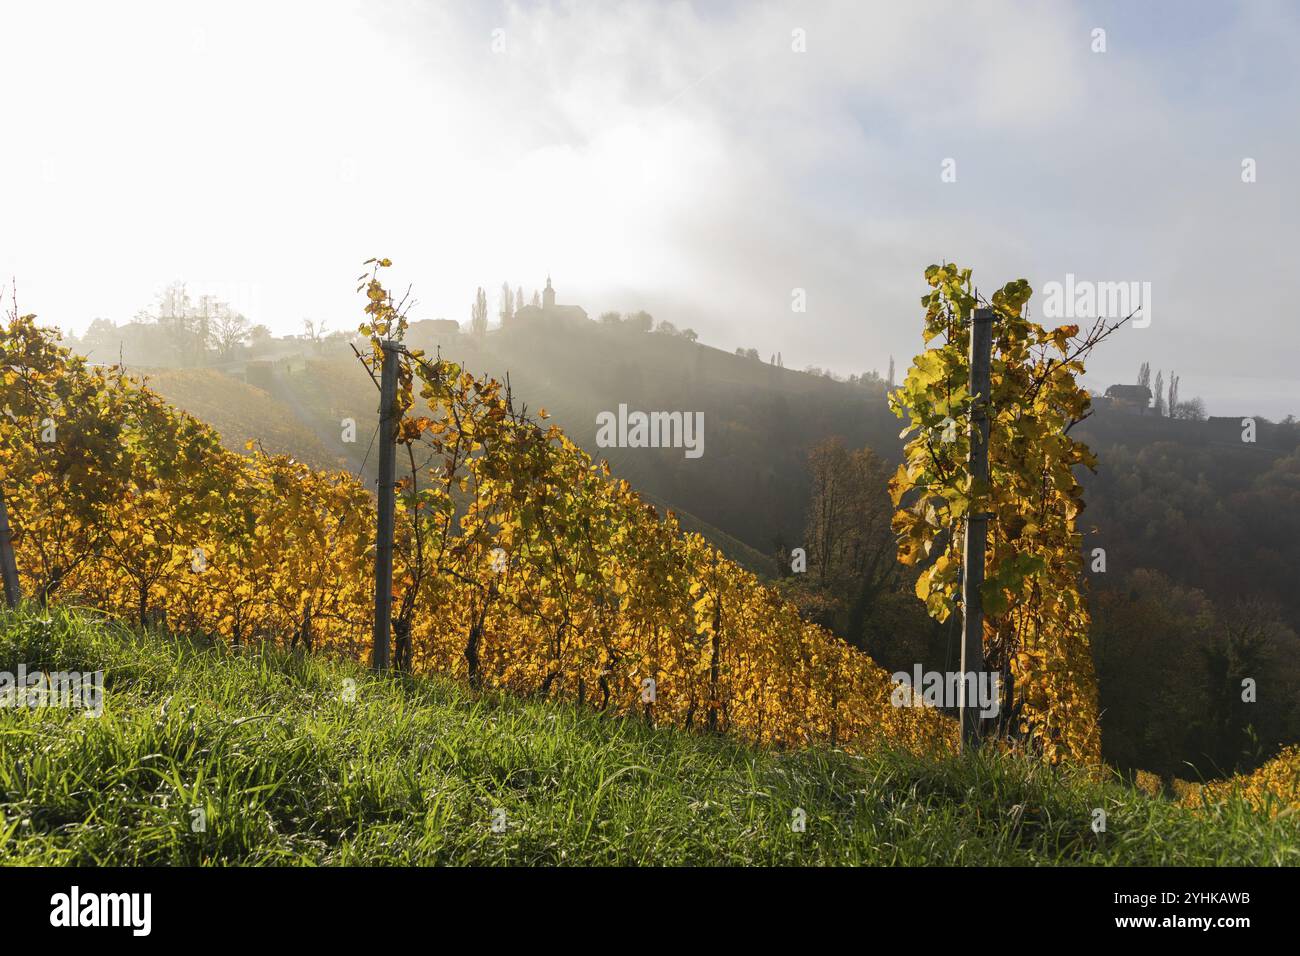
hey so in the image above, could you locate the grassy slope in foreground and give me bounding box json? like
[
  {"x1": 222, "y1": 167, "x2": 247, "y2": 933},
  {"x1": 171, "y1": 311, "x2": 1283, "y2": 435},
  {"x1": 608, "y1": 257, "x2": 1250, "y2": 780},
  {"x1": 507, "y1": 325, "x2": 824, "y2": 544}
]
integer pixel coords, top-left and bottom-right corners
[{"x1": 1, "y1": 608, "x2": 1296, "y2": 866}]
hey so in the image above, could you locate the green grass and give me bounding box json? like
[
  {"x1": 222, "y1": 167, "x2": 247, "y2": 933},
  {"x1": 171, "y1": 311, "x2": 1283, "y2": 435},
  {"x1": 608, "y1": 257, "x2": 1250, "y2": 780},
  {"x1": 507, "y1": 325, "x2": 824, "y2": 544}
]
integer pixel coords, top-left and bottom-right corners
[{"x1": 0, "y1": 606, "x2": 1295, "y2": 866}]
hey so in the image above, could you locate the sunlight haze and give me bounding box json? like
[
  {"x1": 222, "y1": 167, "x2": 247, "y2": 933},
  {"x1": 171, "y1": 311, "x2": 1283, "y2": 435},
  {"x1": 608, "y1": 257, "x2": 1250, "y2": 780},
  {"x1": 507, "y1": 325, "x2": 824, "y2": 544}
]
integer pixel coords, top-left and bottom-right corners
[{"x1": 2, "y1": 0, "x2": 1297, "y2": 416}]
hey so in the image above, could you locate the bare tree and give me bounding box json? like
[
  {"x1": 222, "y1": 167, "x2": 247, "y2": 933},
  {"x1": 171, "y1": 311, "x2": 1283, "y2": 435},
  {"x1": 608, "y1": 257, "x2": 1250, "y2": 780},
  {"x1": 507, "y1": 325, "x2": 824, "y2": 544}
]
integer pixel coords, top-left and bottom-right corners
[
  {"x1": 212, "y1": 307, "x2": 250, "y2": 357},
  {"x1": 303, "y1": 317, "x2": 328, "y2": 343}
]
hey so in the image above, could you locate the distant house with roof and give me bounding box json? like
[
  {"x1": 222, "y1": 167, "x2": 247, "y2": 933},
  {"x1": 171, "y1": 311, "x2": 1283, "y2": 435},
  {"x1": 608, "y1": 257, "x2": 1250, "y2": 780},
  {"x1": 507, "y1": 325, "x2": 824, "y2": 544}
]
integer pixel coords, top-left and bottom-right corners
[
  {"x1": 1103, "y1": 384, "x2": 1152, "y2": 414},
  {"x1": 409, "y1": 317, "x2": 461, "y2": 338}
]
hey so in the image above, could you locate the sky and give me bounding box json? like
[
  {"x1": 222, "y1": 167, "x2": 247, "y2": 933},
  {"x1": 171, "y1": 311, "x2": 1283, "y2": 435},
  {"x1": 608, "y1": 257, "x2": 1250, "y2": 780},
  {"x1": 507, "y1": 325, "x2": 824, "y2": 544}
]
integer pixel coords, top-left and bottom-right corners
[{"x1": 2, "y1": 0, "x2": 1298, "y2": 417}]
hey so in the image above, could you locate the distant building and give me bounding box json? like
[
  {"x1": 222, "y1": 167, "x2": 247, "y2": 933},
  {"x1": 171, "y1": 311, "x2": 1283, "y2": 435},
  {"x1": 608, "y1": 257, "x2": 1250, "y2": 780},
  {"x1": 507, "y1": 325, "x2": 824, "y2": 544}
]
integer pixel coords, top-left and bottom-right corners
[
  {"x1": 409, "y1": 318, "x2": 460, "y2": 336},
  {"x1": 512, "y1": 276, "x2": 589, "y2": 328},
  {"x1": 1104, "y1": 384, "x2": 1152, "y2": 414},
  {"x1": 407, "y1": 318, "x2": 462, "y2": 347}
]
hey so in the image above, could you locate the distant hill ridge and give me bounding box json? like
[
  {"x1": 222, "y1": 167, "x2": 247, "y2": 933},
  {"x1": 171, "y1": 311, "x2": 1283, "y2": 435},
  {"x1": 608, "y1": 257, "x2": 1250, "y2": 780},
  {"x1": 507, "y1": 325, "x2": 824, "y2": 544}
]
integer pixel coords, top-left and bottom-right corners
[{"x1": 120, "y1": 316, "x2": 1299, "y2": 577}]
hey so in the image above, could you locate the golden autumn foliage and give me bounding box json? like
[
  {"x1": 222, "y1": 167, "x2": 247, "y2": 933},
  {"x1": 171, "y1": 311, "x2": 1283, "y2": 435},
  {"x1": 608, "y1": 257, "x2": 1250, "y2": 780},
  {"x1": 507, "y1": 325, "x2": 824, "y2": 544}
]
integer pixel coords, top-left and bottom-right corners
[
  {"x1": 1, "y1": 275, "x2": 954, "y2": 759},
  {"x1": 1182, "y1": 745, "x2": 1300, "y2": 817},
  {"x1": 889, "y1": 264, "x2": 1103, "y2": 764}
]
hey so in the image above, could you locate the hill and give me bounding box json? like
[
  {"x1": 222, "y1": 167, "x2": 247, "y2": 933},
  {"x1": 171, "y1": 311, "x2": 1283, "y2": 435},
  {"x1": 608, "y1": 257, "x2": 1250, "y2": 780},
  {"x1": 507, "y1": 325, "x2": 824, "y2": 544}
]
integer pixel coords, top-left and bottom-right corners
[
  {"x1": 99, "y1": 315, "x2": 1300, "y2": 777},
  {"x1": 3, "y1": 607, "x2": 1296, "y2": 865},
  {"x1": 141, "y1": 367, "x2": 346, "y2": 472},
  {"x1": 434, "y1": 321, "x2": 901, "y2": 559},
  {"x1": 127, "y1": 321, "x2": 1300, "y2": 584},
  {"x1": 132, "y1": 322, "x2": 903, "y2": 573}
]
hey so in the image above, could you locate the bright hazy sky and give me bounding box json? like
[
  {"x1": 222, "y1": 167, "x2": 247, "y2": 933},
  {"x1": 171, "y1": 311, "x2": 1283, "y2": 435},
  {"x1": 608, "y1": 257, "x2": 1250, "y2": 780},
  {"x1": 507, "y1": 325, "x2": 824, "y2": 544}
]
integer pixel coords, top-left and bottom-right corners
[{"x1": 3, "y1": 0, "x2": 1298, "y2": 417}]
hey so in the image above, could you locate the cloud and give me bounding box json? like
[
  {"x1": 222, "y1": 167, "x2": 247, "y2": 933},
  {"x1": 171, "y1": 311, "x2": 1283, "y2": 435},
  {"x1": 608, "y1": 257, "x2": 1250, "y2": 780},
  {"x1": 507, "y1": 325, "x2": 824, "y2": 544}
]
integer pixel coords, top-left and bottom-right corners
[{"x1": 1, "y1": 0, "x2": 1296, "y2": 415}]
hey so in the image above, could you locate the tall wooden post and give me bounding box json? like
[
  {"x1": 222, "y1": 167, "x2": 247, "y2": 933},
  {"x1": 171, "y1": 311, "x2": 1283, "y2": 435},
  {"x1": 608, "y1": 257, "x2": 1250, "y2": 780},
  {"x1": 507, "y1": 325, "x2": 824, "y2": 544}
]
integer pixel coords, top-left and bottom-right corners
[
  {"x1": 372, "y1": 341, "x2": 398, "y2": 671},
  {"x1": 0, "y1": 490, "x2": 21, "y2": 609},
  {"x1": 960, "y1": 307, "x2": 994, "y2": 751}
]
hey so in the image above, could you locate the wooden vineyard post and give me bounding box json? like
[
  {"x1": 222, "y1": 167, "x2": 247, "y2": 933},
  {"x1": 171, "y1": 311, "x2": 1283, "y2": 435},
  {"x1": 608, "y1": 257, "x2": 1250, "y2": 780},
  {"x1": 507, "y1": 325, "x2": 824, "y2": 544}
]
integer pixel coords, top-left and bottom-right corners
[
  {"x1": 0, "y1": 489, "x2": 20, "y2": 608},
  {"x1": 372, "y1": 340, "x2": 398, "y2": 671},
  {"x1": 960, "y1": 307, "x2": 994, "y2": 751}
]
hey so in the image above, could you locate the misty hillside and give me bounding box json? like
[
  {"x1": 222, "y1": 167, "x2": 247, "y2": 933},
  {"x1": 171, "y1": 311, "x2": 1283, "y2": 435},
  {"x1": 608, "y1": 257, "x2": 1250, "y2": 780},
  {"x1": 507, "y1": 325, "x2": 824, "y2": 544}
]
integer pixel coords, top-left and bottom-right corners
[
  {"x1": 124, "y1": 316, "x2": 1300, "y2": 603},
  {"x1": 116, "y1": 312, "x2": 1300, "y2": 781},
  {"x1": 142, "y1": 368, "x2": 341, "y2": 470},
  {"x1": 131, "y1": 319, "x2": 903, "y2": 573},
  {"x1": 32, "y1": 286, "x2": 1300, "y2": 794},
  {"x1": 441, "y1": 320, "x2": 903, "y2": 555},
  {"x1": 129, "y1": 316, "x2": 1300, "y2": 575}
]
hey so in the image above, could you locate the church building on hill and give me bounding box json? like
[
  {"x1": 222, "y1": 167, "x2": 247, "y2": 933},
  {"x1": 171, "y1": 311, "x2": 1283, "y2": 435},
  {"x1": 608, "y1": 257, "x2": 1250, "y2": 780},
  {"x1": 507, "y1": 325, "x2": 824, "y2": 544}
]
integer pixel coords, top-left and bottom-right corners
[{"x1": 511, "y1": 276, "x2": 589, "y2": 328}]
